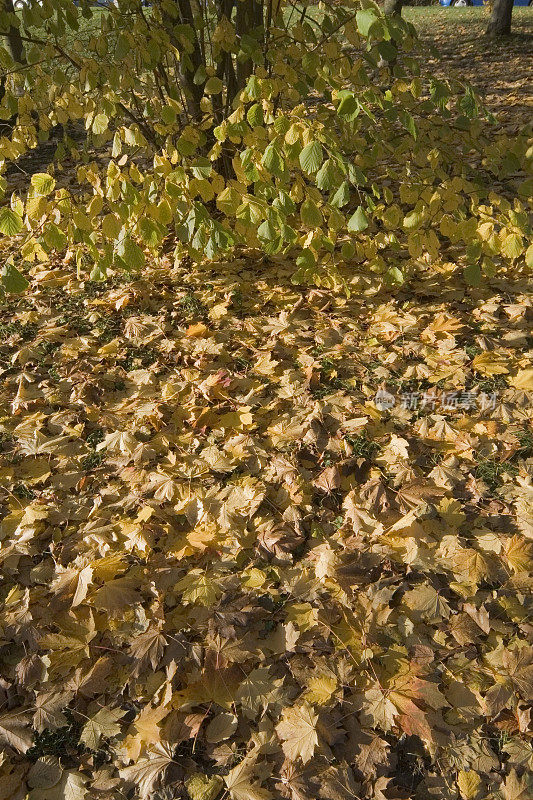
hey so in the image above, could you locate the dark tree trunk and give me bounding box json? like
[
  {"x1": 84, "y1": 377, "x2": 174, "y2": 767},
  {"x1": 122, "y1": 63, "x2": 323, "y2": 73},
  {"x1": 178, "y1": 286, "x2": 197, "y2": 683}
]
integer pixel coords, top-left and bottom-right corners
[
  {"x1": 235, "y1": 0, "x2": 263, "y2": 89},
  {"x1": 166, "y1": 0, "x2": 204, "y2": 121},
  {"x1": 212, "y1": 0, "x2": 236, "y2": 125},
  {"x1": 485, "y1": 0, "x2": 513, "y2": 36},
  {"x1": 383, "y1": 0, "x2": 403, "y2": 16},
  {"x1": 0, "y1": 0, "x2": 25, "y2": 122},
  {"x1": 1, "y1": 0, "x2": 24, "y2": 65}
]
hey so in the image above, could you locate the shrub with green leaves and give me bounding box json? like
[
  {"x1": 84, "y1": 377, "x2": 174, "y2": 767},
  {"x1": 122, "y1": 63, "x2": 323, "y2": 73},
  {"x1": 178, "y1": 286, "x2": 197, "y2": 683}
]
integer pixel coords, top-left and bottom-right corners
[{"x1": 0, "y1": 0, "x2": 531, "y2": 291}]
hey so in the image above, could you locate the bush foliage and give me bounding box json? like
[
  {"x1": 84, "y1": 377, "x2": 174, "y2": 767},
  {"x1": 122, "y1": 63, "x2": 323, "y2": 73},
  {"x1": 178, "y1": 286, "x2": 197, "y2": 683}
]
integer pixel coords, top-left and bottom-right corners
[{"x1": 0, "y1": 0, "x2": 531, "y2": 291}]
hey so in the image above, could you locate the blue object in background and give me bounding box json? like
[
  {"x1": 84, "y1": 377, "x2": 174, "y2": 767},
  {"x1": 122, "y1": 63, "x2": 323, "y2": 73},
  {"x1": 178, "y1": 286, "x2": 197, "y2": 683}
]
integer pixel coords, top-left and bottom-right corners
[{"x1": 439, "y1": 0, "x2": 531, "y2": 6}]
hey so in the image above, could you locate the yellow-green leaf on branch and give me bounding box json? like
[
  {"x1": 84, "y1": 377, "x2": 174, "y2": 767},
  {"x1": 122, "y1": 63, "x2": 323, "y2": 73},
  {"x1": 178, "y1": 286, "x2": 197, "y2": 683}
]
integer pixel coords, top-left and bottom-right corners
[
  {"x1": 2, "y1": 263, "x2": 29, "y2": 293},
  {"x1": 347, "y1": 206, "x2": 369, "y2": 233},
  {"x1": 30, "y1": 173, "x2": 56, "y2": 196},
  {"x1": 299, "y1": 141, "x2": 323, "y2": 175},
  {"x1": 204, "y1": 77, "x2": 223, "y2": 94},
  {"x1": 0, "y1": 207, "x2": 23, "y2": 236}
]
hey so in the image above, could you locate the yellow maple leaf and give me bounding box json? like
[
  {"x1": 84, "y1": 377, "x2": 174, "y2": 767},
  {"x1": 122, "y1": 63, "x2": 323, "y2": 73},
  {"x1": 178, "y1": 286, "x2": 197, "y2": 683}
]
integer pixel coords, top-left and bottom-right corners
[
  {"x1": 276, "y1": 703, "x2": 318, "y2": 764},
  {"x1": 472, "y1": 351, "x2": 509, "y2": 376},
  {"x1": 122, "y1": 704, "x2": 170, "y2": 761},
  {"x1": 304, "y1": 674, "x2": 337, "y2": 706},
  {"x1": 510, "y1": 368, "x2": 533, "y2": 390}
]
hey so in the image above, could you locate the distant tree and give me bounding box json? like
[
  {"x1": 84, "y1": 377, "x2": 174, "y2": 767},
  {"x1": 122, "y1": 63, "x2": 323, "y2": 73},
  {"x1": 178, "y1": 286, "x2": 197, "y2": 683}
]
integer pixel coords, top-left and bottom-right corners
[
  {"x1": 383, "y1": 0, "x2": 403, "y2": 15},
  {"x1": 486, "y1": 0, "x2": 514, "y2": 36}
]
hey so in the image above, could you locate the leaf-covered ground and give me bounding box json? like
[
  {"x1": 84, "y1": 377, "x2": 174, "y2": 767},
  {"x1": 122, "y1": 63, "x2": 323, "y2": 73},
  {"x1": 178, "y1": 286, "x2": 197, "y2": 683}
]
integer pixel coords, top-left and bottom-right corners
[
  {"x1": 408, "y1": 7, "x2": 533, "y2": 130},
  {"x1": 1, "y1": 7, "x2": 532, "y2": 799},
  {"x1": 0, "y1": 255, "x2": 532, "y2": 799}
]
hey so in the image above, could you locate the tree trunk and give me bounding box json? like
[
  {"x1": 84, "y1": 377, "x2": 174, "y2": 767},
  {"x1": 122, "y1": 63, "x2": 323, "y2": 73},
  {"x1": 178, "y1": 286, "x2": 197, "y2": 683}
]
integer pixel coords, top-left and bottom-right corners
[
  {"x1": 485, "y1": 0, "x2": 513, "y2": 36},
  {"x1": 380, "y1": 0, "x2": 401, "y2": 68},
  {"x1": 1, "y1": 0, "x2": 24, "y2": 65},
  {"x1": 169, "y1": 0, "x2": 204, "y2": 121},
  {"x1": 235, "y1": 0, "x2": 263, "y2": 90},
  {"x1": 383, "y1": 0, "x2": 403, "y2": 16},
  {"x1": 0, "y1": 0, "x2": 25, "y2": 121}
]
